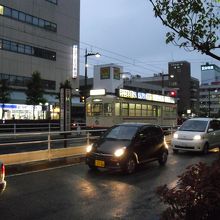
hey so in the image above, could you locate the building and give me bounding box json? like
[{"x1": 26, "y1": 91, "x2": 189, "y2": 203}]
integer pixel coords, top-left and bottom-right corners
[
  {"x1": 138, "y1": 61, "x2": 200, "y2": 117},
  {"x1": 199, "y1": 63, "x2": 220, "y2": 117},
  {"x1": 201, "y1": 63, "x2": 220, "y2": 85},
  {"x1": 0, "y1": 0, "x2": 80, "y2": 119}
]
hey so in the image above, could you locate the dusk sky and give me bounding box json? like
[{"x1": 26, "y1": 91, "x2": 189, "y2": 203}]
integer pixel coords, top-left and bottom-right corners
[{"x1": 80, "y1": 0, "x2": 219, "y2": 82}]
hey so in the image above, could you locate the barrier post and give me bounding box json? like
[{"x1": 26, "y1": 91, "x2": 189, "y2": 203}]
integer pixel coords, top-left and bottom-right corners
[
  {"x1": 48, "y1": 133, "x2": 51, "y2": 161},
  {"x1": 87, "y1": 132, "x2": 90, "y2": 145}
]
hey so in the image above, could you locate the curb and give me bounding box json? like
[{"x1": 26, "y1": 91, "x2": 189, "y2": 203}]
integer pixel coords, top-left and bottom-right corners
[{"x1": 6, "y1": 154, "x2": 85, "y2": 176}]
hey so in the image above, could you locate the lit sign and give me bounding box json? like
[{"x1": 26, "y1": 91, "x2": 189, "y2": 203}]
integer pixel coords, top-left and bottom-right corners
[
  {"x1": 201, "y1": 65, "x2": 214, "y2": 71},
  {"x1": 90, "y1": 89, "x2": 106, "y2": 96},
  {"x1": 0, "y1": 5, "x2": 3, "y2": 15},
  {"x1": 119, "y1": 89, "x2": 137, "y2": 99},
  {"x1": 72, "y1": 45, "x2": 78, "y2": 78},
  {"x1": 119, "y1": 89, "x2": 175, "y2": 104}
]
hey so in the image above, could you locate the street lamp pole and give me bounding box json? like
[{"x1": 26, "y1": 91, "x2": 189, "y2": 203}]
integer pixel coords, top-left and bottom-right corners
[
  {"x1": 208, "y1": 89, "x2": 211, "y2": 117},
  {"x1": 84, "y1": 49, "x2": 101, "y2": 90}
]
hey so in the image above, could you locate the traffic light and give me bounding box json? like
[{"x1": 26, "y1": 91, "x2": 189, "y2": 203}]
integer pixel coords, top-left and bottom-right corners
[
  {"x1": 169, "y1": 91, "x2": 176, "y2": 97},
  {"x1": 80, "y1": 96, "x2": 85, "y2": 103}
]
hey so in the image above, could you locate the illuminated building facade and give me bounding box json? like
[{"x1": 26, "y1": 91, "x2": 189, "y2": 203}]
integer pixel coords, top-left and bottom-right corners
[{"x1": 0, "y1": 0, "x2": 80, "y2": 119}]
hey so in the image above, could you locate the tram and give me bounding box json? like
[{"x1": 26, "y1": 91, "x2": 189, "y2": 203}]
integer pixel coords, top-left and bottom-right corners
[{"x1": 86, "y1": 88, "x2": 177, "y2": 128}]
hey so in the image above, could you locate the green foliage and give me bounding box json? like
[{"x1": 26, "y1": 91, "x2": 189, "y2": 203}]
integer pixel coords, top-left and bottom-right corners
[
  {"x1": 25, "y1": 71, "x2": 47, "y2": 105},
  {"x1": 149, "y1": 0, "x2": 220, "y2": 61},
  {"x1": 156, "y1": 159, "x2": 220, "y2": 219},
  {"x1": 0, "y1": 79, "x2": 11, "y2": 119}
]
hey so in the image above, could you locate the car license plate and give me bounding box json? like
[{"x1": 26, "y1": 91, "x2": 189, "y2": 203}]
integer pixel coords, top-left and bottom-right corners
[{"x1": 95, "y1": 160, "x2": 105, "y2": 167}]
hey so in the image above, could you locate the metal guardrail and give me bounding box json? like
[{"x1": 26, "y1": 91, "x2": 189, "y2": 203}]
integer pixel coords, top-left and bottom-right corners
[
  {"x1": 0, "y1": 122, "x2": 60, "y2": 133},
  {"x1": 0, "y1": 126, "x2": 175, "y2": 165}
]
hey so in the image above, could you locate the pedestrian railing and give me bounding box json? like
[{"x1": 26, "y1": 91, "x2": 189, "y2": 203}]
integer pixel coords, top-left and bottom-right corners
[{"x1": 0, "y1": 126, "x2": 175, "y2": 165}]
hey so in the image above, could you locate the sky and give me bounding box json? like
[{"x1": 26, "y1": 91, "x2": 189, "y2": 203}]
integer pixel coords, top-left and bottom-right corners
[{"x1": 80, "y1": 0, "x2": 220, "y2": 82}]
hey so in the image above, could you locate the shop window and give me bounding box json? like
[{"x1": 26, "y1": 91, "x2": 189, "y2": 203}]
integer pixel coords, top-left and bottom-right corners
[
  {"x1": 136, "y1": 104, "x2": 141, "y2": 116},
  {"x1": 115, "y1": 103, "x2": 120, "y2": 116},
  {"x1": 122, "y1": 103, "x2": 128, "y2": 116},
  {"x1": 141, "y1": 104, "x2": 147, "y2": 116},
  {"x1": 129, "y1": 103, "x2": 135, "y2": 116}
]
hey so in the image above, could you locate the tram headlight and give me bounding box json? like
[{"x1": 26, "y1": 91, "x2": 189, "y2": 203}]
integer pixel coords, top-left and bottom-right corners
[{"x1": 114, "y1": 147, "x2": 126, "y2": 157}]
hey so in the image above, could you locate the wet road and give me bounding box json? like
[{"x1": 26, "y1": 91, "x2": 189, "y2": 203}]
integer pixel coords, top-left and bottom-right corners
[{"x1": 0, "y1": 149, "x2": 219, "y2": 220}]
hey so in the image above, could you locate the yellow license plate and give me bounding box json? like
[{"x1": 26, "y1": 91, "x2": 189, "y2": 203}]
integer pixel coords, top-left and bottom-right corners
[{"x1": 95, "y1": 160, "x2": 105, "y2": 167}]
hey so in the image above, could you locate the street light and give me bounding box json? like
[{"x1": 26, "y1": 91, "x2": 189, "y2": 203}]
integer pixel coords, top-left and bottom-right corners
[
  {"x1": 160, "y1": 72, "x2": 174, "y2": 95},
  {"x1": 84, "y1": 49, "x2": 101, "y2": 89}
]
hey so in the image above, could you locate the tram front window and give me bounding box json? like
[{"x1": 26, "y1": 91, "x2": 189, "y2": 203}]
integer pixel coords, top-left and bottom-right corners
[{"x1": 92, "y1": 103, "x2": 103, "y2": 116}]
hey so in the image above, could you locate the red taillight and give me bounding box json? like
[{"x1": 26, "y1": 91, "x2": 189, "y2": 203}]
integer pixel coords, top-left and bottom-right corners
[{"x1": 1, "y1": 164, "x2": 5, "y2": 179}]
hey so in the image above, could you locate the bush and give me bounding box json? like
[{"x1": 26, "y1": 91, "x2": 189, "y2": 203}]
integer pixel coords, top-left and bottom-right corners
[{"x1": 156, "y1": 159, "x2": 220, "y2": 220}]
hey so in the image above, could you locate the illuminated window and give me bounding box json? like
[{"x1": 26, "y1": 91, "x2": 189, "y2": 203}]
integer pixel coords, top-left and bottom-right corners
[
  {"x1": 122, "y1": 103, "x2": 128, "y2": 116},
  {"x1": 92, "y1": 103, "x2": 103, "y2": 116},
  {"x1": 0, "y1": 5, "x2": 4, "y2": 15},
  {"x1": 129, "y1": 103, "x2": 135, "y2": 116},
  {"x1": 136, "y1": 104, "x2": 141, "y2": 116},
  {"x1": 141, "y1": 104, "x2": 147, "y2": 116},
  {"x1": 115, "y1": 103, "x2": 120, "y2": 116}
]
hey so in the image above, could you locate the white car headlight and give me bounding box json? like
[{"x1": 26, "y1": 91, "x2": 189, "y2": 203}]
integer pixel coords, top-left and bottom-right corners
[
  {"x1": 86, "y1": 144, "x2": 93, "y2": 153},
  {"x1": 173, "y1": 133, "x2": 178, "y2": 139},
  {"x1": 193, "y1": 135, "x2": 202, "y2": 140},
  {"x1": 114, "y1": 147, "x2": 126, "y2": 157}
]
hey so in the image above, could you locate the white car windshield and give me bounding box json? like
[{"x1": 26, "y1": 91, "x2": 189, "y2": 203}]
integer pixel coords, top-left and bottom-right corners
[
  {"x1": 179, "y1": 120, "x2": 208, "y2": 132},
  {"x1": 105, "y1": 125, "x2": 138, "y2": 140}
]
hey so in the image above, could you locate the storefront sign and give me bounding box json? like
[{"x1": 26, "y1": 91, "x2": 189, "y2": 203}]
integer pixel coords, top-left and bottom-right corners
[{"x1": 118, "y1": 89, "x2": 175, "y2": 103}]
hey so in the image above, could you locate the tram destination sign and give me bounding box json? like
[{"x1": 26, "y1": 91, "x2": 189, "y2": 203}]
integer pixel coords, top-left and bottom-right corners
[{"x1": 118, "y1": 89, "x2": 175, "y2": 104}]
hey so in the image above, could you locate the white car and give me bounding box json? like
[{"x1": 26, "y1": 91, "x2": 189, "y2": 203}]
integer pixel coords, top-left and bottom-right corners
[
  {"x1": 171, "y1": 118, "x2": 220, "y2": 154},
  {"x1": 0, "y1": 161, "x2": 6, "y2": 193}
]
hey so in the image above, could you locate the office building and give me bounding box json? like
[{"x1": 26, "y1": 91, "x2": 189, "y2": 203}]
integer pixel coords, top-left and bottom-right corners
[
  {"x1": 200, "y1": 63, "x2": 220, "y2": 117},
  {"x1": 0, "y1": 0, "x2": 80, "y2": 119}
]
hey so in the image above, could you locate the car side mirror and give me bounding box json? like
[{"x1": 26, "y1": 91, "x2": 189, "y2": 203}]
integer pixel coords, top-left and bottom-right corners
[{"x1": 208, "y1": 128, "x2": 214, "y2": 133}]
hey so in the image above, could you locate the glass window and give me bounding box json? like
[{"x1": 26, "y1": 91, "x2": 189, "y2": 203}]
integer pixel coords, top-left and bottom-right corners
[
  {"x1": 26, "y1": 14, "x2": 32, "y2": 24},
  {"x1": 179, "y1": 120, "x2": 208, "y2": 132},
  {"x1": 4, "y1": 7, "x2": 11, "y2": 17},
  {"x1": 105, "y1": 125, "x2": 138, "y2": 140},
  {"x1": 18, "y1": 44, "x2": 25, "y2": 53},
  {"x1": 136, "y1": 104, "x2": 141, "y2": 116},
  {"x1": 153, "y1": 106, "x2": 157, "y2": 117},
  {"x1": 104, "y1": 103, "x2": 112, "y2": 116},
  {"x1": 2, "y1": 40, "x2": 11, "y2": 50},
  {"x1": 12, "y1": 9, "x2": 19, "y2": 19},
  {"x1": 11, "y1": 42, "x2": 18, "y2": 52},
  {"x1": 0, "y1": 5, "x2": 3, "y2": 15},
  {"x1": 142, "y1": 104, "x2": 147, "y2": 116},
  {"x1": 19, "y1": 12, "x2": 26, "y2": 22},
  {"x1": 86, "y1": 103, "x2": 91, "y2": 116},
  {"x1": 147, "y1": 105, "x2": 153, "y2": 116},
  {"x1": 115, "y1": 103, "x2": 120, "y2": 116},
  {"x1": 39, "y1": 19, "x2": 44, "y2": 27},
  {"x1": 25, "y1": 45, "x2": 32, "y2": 55},
  {"x1": 92, "y1": 103, "x2": 103, "y2": 116},
  {"x1": 122, "y1": 103, "x2": 128, "y2": 116},
  {"x1": 33, "y1": 17, "x2": 39, "y2": 26},
  {"x1": 129, "y1": 103, "x2": 135, "y2": 116}
]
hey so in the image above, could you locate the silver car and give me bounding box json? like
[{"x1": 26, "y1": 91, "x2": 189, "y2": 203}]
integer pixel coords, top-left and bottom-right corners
[
  {"x1": 171, "y1": 118, "x2": 220, "y2": 154},
  {"x1": 0, "y1": 161, "x2": 6, "y2": 193}
]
